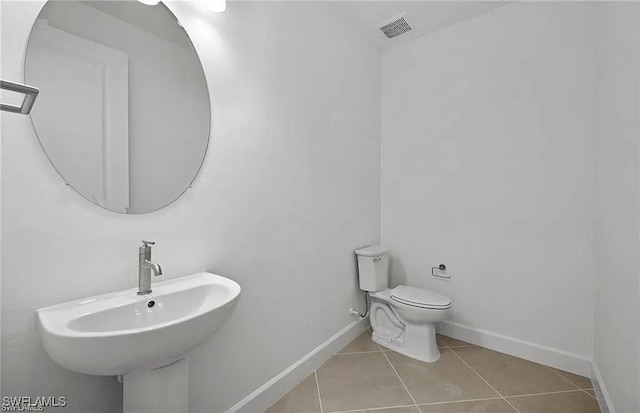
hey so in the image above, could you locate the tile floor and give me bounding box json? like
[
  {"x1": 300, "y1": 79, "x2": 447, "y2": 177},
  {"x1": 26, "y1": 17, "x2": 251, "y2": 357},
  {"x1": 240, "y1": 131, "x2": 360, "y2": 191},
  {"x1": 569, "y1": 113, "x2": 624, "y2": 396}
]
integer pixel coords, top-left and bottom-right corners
[{"x1": 266, "y1": 330, "x2": 600, "y2": 413}]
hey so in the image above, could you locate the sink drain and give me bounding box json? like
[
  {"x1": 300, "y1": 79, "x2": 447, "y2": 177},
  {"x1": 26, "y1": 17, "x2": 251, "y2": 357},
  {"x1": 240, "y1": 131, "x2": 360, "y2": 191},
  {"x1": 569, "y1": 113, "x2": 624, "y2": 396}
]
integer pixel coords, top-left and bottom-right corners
[{"x1": 147, "y1": 300, "x2": 155, "y2": 308}]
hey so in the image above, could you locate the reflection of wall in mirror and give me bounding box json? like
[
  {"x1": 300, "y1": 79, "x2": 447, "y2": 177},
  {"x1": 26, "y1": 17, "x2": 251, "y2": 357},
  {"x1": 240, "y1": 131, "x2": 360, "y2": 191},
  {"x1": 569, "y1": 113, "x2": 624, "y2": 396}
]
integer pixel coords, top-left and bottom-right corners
[
  {"x1": 27, "y1": 20, "x2": 130, "y2": 212},
  {"x1": 35, "y1": 1, "x2": 209, "y2": 213}
]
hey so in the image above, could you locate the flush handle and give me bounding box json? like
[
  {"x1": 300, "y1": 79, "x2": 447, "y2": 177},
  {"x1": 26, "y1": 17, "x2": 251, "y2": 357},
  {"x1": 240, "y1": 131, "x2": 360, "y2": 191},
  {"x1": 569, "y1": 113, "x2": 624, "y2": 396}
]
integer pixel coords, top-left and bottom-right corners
[{"x1": 373, "y1": 256, "x2": 382, "y2": 262}]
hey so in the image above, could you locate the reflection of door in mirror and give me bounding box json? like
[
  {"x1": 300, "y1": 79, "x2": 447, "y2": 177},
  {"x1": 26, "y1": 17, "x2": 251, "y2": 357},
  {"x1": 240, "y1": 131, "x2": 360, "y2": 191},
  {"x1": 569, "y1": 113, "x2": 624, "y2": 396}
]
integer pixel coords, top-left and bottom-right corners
[{"x1": 27, "y1": 19, "x2": 129, "y2": 212}]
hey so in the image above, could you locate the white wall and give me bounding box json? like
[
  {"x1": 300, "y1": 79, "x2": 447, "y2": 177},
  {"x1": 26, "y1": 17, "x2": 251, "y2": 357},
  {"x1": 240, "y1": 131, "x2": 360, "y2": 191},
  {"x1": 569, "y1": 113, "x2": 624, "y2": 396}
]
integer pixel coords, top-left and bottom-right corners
[
  {"x1": 594, "y1": 3, "x2": 640, "y2": 412},
  {"x1": 381, "y1": 3, "x2": 597, "y2": 364},
  {"x1": 0, "y1": 1, "x2": 380, "y2": 412}
]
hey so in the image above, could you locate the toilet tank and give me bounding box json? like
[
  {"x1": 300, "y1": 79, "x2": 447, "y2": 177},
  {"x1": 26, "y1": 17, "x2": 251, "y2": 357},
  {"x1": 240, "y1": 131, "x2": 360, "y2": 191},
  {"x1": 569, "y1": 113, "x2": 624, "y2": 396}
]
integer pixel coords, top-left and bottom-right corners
[{"x1": 354, "y1": 245, "x2": 390, "y2": 292}]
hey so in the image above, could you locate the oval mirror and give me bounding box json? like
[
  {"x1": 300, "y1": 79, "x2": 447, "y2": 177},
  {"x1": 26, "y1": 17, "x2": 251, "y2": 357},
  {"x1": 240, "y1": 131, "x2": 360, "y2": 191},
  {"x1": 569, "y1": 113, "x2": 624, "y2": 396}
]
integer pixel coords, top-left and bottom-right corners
[{"x1": 25, "y1": 0, "x2": 210, "y2": 214}]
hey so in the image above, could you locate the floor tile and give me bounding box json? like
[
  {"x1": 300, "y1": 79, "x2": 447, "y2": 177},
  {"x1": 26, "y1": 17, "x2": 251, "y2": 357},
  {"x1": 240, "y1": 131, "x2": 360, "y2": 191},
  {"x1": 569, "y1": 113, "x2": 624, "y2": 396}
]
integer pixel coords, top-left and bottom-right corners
[
  {"x1": 316, "y1": 352, "x2": 413, "y2": 412},
  {"x1": 585, "y1": 389, "x2": 597, "y2": 398},
  {"x1": 386, "y1": 349, "x2": 499, "y2": 404},
  {"x1": 437, "y1": 334, "x2": 475, "y2": 348},
  {"x1": 419, "y1": 399, "x2": 517, "y2": 413},
  {"x1": 507, "y1": 391, "x2": 601, "y2": 413},
  {"x1": 550, "y1": 367, "x2": 593, "y2": 389},
  {"x1": 338, "y1": 330, "x2": 380, "y2": 354},
  {"x1": 265, "y1": 373, "x2": 321, "y2": 413},
  {"x1": 452, "y1": 347, "x2": 576, "y2": 396},
  {"x1": 350, "y1": 407, "x2": 420, "y2": 413}
]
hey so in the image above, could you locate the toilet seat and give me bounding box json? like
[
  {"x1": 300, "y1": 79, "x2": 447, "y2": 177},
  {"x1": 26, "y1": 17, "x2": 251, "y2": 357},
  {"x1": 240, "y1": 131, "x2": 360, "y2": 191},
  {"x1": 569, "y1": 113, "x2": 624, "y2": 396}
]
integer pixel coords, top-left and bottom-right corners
[{"x1": 390, "y1": 285, "x2": 451, "y2": 310}]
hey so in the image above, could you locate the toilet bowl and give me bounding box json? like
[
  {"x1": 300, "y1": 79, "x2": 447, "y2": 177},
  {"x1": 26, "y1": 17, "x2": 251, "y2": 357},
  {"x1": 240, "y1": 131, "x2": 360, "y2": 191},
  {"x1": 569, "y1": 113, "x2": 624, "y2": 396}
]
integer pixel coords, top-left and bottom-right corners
[{"x1": 355, "y1": 246, "x2": 451, "y2": 363}]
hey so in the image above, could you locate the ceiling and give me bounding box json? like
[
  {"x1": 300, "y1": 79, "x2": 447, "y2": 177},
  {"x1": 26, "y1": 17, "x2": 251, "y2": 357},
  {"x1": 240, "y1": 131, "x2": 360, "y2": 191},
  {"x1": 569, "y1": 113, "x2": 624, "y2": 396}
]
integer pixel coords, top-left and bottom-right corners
[{"x1": 335, "y1": 1, "x2": 505, "y2": 51}]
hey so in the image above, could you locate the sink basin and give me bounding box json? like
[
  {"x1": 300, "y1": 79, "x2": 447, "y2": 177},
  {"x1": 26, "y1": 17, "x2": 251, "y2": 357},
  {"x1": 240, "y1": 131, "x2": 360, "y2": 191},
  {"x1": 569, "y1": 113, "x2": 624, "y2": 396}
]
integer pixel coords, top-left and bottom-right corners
[{"x1": 37, "y1": 272, "x2": 241, "y2": 376}]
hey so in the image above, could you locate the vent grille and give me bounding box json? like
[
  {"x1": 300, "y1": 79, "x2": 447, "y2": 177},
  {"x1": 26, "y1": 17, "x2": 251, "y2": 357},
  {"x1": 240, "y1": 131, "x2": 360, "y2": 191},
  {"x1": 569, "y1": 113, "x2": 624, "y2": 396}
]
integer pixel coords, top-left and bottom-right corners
[{"x1": 379, "y1": 16, "x2": 412, "y2": 39}]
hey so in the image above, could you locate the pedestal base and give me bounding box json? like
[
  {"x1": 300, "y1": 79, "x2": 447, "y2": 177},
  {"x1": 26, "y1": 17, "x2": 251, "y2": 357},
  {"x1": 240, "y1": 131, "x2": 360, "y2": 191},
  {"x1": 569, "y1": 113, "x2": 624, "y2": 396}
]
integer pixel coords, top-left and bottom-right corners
[{"x1": 123, "y1": 358, "x2": 188, "y2": 413}]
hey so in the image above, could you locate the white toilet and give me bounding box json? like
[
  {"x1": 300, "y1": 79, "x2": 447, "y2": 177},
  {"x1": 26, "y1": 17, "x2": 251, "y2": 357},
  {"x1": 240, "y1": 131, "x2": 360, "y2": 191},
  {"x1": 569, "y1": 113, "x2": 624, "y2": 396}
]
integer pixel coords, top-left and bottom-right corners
[{"x1": 355, "y1": 245, "x2": 452, "y2": 363}]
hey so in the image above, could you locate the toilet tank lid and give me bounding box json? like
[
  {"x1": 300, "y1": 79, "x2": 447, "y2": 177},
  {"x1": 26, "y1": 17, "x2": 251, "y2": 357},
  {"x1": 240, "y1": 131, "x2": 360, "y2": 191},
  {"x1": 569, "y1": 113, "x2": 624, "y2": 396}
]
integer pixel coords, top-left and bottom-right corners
[{"x1": 355, "y1": 245, "x2": 389, "y2": 257}]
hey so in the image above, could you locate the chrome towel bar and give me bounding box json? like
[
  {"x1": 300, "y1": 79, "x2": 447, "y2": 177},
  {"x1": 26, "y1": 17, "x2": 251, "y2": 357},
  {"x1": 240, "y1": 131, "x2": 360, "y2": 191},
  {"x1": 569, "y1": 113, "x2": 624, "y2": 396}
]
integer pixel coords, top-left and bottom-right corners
[{"x1": 1, "y1": 79, "x2": 39, "y2": 114}]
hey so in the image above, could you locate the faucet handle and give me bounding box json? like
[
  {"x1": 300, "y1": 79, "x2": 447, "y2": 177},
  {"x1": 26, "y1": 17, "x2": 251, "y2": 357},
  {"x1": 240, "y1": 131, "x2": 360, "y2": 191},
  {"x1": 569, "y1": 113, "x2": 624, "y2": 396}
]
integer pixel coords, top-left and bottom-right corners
[{"x1": 141, "y1": 240, "x2": 155, "y2": 247}]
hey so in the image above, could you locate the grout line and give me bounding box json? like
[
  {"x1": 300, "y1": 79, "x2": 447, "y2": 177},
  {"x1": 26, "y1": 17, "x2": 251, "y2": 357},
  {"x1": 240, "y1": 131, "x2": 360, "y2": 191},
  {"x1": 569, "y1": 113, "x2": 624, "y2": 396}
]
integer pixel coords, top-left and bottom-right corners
[
  {"x1": 504, "y1": 389, "x2": 596, "y2": 399},
  {"x1": 544, "y1": 366, "x2": 582, "y2": 390},
  {"x1": 328, "y1": 388, "x2": 600, "y2": 413},
  {"x1": 448, "y1": 348, "x2": 522, "y2": 413},
  {"x1": 419, "y1": 396, "x2": 504, "y2": 406},
  {"x1": 380, "y1": 349, "x2": 420, "y2": 410},
  {"x1": 417, "y1": 389, "x2": 596, "y2": 406},
  {"x1": 330, "y1": 404, "x2": 418, "y2": 413},
  {"x1": 436, "y1": 335, "x2": 476, "y2": 349},
  {"x1": 582, "y1": 389, "x2": 597, "y2": 400},
  {"x1": 335, "y1": 350, "x2": 382, "y2": 355},
  {"x1": 314, "y1": 370, "x2": 324, "y2": 413},
  {"x1": 435, "y1": 340, "x2": 475, "y2": 349},
  {"x1": 369, "y1": 331, "x2": 384, "y2": 352}
]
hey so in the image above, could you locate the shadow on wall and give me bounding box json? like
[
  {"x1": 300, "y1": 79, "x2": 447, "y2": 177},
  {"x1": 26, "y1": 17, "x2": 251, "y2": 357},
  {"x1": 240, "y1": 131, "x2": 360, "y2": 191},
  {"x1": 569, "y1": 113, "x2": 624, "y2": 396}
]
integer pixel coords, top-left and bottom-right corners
[
  {"x1": 351, "y1": 253, "x2": 361, "y2": 289},
  {"x1": 389, "y1": 256, "x2": 408, "y2": 287}
]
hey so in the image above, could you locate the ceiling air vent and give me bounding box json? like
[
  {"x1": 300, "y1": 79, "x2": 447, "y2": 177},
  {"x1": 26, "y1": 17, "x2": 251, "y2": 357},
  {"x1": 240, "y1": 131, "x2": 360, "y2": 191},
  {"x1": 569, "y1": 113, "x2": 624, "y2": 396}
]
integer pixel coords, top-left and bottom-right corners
[{"x1": 379, "y1": 15, "x2": 413, "y2": 40}]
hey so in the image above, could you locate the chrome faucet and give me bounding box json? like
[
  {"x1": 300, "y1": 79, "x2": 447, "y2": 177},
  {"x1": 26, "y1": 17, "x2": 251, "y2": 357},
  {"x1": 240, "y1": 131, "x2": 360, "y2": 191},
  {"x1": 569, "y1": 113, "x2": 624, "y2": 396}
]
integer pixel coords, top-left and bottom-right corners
[{"x1": 138, "y1": 240, "x2": 163, "y2": 295}]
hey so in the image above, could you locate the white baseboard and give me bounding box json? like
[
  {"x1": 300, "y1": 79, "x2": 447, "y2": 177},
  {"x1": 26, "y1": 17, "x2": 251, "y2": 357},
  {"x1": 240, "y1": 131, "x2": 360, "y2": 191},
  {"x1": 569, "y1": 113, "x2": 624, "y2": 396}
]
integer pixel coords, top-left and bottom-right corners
[
  {"x1": 436, "y1": 321, "x2": 592, "y2": 377},
  {"x1": 225, "y1": 317, "x2": 369, "y2": 413},
  {"x1": 591, "y1": 361, "x2": 615, "y2": 413}
]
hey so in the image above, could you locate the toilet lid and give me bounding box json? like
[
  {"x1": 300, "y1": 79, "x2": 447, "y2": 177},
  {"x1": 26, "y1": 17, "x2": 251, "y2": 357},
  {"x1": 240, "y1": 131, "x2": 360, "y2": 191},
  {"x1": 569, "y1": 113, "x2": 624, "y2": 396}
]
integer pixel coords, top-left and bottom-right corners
[{"x1": 391, "y1": 286, "x2": 451, "y2": 309}]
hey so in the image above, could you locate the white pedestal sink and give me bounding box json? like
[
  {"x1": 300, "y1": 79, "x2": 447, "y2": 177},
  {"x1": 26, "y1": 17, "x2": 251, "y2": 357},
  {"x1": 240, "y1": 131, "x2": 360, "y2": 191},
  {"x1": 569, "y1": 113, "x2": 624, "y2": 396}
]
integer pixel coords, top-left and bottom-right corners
[{"x1": 36, "y1": 272, "x2": 241, "y2": 413}]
